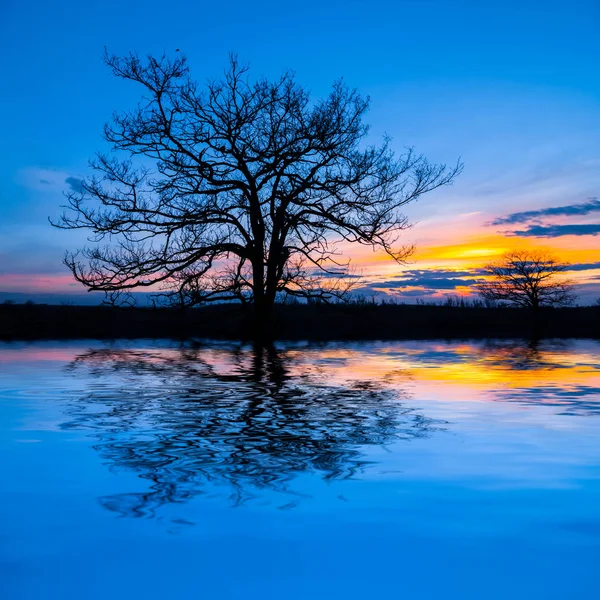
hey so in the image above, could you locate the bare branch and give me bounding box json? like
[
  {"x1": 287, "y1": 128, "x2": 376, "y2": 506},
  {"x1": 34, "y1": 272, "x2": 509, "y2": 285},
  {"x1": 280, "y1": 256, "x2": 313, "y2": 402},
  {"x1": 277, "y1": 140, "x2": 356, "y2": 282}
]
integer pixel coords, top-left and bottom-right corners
[
  {"x1": 476, "y1": 250, "x2": 577, "y2": 309},
  {"x1": 54, "y1": 53, "x2": 462, "y2": 319}
]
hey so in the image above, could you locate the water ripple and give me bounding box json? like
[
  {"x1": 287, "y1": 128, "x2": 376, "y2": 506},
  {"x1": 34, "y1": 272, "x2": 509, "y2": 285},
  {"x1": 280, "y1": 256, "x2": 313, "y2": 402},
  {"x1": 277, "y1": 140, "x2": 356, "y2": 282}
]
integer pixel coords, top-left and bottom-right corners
[{"x1": 61, "y1": 344, "x2": 440, "y2": 516}]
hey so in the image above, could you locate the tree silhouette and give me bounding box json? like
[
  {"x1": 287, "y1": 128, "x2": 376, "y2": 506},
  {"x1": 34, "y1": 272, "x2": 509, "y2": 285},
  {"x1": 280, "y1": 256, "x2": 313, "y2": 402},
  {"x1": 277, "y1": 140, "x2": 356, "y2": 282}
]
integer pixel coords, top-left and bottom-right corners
[
  {"x1": 54, "y1": 52, "x2": 461, "y2": 321},
  {"x1": 476, "y1": 250, "x2": 576, "y2": 310},
  {"x1": 62, "y1": 343, "x2": 438, "y2": 517}
]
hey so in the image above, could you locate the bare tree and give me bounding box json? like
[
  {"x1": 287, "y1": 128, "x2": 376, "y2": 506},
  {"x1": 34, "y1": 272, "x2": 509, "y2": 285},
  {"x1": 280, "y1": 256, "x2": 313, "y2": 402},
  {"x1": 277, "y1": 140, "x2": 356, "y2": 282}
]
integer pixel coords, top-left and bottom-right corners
[
  {"x1": 476, "y1": 250, "x2": 576, "y2": 310},
  {"x1": 54, "y1": 52, "x2": 461, "y2": 322}
]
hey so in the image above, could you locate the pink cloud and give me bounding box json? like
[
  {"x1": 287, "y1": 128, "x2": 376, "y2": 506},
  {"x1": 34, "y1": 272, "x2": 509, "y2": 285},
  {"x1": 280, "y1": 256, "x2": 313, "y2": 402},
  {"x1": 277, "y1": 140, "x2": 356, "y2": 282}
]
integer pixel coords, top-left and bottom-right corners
[{"x1": 0, "y1": 274, "x2": 82, "y2": 292}]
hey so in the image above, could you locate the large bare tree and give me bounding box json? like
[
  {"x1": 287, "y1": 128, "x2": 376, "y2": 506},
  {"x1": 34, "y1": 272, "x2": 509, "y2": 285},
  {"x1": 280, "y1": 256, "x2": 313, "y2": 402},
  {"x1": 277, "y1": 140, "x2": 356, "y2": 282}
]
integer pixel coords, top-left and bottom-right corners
[
  {"x1": 476, "y1": 250, "x2": 576, "y2": 309},
  {"x1": 55, "y1": 52, "x2": 461, "y2": 321}
]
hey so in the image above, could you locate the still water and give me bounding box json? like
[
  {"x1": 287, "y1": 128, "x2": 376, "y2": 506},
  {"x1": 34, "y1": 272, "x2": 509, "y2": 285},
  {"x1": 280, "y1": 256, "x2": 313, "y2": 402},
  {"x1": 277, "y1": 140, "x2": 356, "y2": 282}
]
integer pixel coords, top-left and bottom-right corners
[{"x1": 1, "y1": 339, "x2": 599, "y2": 599}]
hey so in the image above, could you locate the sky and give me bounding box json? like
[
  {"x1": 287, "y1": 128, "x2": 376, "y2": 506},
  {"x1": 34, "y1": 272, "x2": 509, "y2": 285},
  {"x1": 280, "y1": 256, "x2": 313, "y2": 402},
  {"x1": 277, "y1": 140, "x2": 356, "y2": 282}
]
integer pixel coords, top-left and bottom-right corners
[{"x1": 0, "y1": 0, "x2": 599, "y2": 304}]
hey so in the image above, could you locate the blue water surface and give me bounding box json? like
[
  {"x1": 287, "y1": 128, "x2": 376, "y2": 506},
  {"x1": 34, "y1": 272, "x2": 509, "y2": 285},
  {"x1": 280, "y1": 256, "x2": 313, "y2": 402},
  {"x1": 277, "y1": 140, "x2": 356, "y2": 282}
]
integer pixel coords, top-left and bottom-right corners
[{"x1": 1, "y1": 339, "x2": 599, "y2": 599}]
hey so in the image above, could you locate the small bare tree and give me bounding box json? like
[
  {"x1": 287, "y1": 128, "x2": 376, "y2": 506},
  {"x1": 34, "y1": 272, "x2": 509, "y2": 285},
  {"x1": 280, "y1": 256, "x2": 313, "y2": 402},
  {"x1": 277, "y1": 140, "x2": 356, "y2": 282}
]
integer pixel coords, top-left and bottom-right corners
[
  {"x1": 476, "y1": 250, "x2": 576, "y2": 310},
  {"x1": 54, "y1": 52, "x2": 461, "y2": 323}
]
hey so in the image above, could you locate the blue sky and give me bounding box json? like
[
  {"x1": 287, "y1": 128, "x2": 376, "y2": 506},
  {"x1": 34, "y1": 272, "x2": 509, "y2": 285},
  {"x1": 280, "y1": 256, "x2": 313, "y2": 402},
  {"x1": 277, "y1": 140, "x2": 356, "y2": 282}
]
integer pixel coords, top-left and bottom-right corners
[{"x1": 1, "y1": 0, "x2": 599, "y2": 302}]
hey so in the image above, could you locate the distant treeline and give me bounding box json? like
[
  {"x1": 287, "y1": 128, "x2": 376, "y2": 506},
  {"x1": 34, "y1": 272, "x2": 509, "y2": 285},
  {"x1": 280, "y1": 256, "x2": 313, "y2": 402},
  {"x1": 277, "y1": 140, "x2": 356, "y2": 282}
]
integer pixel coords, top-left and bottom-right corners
[{"x1": 1, "y1": 301, "x2": 598, "y2": 341}]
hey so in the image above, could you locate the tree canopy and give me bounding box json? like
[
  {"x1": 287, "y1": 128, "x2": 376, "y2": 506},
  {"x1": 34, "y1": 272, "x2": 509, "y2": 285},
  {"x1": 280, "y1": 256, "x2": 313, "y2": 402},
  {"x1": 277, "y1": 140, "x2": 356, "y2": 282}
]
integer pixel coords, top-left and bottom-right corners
[
  {"x1": 476, "y1": 250, "x2": 576, "y2": 309},
  {"x1": 55, "y1": 52, "x2": 461, "y2": 319}
]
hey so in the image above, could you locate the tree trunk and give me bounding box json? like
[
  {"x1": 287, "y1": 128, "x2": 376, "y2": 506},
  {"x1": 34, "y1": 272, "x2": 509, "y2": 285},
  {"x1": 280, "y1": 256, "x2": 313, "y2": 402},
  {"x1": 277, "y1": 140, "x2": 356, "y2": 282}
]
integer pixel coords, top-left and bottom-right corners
[
  {"x1": 252, "y1": 294, "x2": 274, "y2": 340},
  {"x1": 251, "y1": 255, "x2": 276, "y2": 340}
]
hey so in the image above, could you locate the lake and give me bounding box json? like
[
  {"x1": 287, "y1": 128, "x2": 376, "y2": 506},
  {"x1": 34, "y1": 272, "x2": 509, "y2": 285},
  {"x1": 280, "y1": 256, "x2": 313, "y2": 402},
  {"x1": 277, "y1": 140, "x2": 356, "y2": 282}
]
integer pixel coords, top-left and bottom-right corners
[{"x1": 1, "y1": 339, "x2": 599, "y2": 599}]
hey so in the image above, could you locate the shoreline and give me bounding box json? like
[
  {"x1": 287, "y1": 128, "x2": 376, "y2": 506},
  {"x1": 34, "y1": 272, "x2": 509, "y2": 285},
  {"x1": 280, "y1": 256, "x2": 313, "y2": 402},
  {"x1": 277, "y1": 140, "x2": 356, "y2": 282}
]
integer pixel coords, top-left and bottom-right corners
[{"x1": 1, "y1": 303, "x2": 598, "y2": 342}]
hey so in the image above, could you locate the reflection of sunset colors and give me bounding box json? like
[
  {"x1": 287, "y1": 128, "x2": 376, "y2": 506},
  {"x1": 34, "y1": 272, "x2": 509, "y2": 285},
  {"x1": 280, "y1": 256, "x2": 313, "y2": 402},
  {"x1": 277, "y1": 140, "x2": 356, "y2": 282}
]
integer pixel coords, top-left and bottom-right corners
[
  {"x1": 2, "y1": 340, "x2": 600, "y2": 598},
  {"x1": 4, "y1": 341, "x2": 598, "y2": 410},
  {"x1": 283, "y1": 342, "x2": 600, "y2": 398}
]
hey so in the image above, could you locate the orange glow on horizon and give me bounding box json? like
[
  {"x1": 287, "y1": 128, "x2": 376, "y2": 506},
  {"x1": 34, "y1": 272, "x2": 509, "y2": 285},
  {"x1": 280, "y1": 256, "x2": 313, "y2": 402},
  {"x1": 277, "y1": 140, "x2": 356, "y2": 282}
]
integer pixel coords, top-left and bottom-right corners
[
  {"x1": 342, "y1": 225, "x2": 599, "y2": 298},
  {"x1": 1, "y1": 223, "x2": 598, "y2": 298}
]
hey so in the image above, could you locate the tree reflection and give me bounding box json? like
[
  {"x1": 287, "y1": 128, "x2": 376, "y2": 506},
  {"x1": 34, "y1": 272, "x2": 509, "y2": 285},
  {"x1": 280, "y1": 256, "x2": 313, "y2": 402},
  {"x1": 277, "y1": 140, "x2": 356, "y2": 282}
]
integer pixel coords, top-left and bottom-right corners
[
  {"x1": 479, "y1": 339, "x2": 571, "y2": 371},
  {"x1": 63, "y1": 343, "x2": 437, "y2": 517},
  {"x1": 467, "y1": 340, "x2": 600, "y2": 416}
]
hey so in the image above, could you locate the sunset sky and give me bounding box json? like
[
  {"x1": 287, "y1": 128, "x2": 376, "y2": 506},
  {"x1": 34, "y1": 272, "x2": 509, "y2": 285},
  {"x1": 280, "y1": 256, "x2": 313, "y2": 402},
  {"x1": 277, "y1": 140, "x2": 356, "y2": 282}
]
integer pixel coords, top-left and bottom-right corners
[{"x1": 1, "y1": 0, "x2": 598, "y2": 303}]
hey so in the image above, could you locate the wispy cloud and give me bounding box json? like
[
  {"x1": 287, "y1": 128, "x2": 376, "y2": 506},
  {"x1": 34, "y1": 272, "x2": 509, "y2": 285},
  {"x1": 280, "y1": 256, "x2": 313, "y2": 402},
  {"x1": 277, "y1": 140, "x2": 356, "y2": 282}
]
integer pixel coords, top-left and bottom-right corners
[
  {"x1": 394, "y1": 289, "x2": 438, "y2": 297},
  {"x1": 397, "y1": 269, "x2": 479, "y2": 278},
  {"x1": 357, "y1": 261, "x2": 600, "y2": 301},
  {"x1": 368, "y1": 269, "x2": 484, "y2": 291},
  {"x1": 566, "y1": 262, "x2": 600, "y2": 272},
  {"x1": 375, "y1": 277, "x2": 479, "y2": 290},
  {"x1": 490, "y1": 198, "x2": 600, "y2": 226},
  {"x1": 510, "y1": 224, "x2": 600, "y2": 238},
  {"x1": 17, "y1": 167, "x2": 83, "y2": 194},
  {"x1": 65, "y1": 176, "x2": 84, "y2": 193}
]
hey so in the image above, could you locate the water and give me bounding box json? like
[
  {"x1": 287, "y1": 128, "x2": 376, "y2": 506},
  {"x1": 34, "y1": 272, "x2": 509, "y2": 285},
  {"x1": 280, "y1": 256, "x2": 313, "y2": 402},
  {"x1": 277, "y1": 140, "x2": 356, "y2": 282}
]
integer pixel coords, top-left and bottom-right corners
[{"x1": 1, "y1": 339, "x2": 599, "y2": 599}]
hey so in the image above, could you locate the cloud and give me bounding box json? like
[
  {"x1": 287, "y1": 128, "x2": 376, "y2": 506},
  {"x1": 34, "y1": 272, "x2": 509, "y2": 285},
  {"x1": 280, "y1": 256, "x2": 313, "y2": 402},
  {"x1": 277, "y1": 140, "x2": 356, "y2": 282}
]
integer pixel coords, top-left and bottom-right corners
[
  {"x1": 18, "y1": 167, "x2": 66, "y2": 191},
  {"x1": 566, "y1": 262, "x2": 600, "y2": 272},
  {"x1": 369, "y1": 268, "x2": 485, "y2": 292},
  {"x1": 396, "y1": 269, "x2": 480, "y2": 279},
  {"x1": 65, "y1": 176, "x2": 84, "y2": 193},
  {"x1": 17, "y1": 168, "x2": 85, "y2": 195},
  {"x1": 313, "y1": 270, "x2": 362, "y2": 279},
  {"x1": 376, "y1": 277, "x2": 479, "y2": 290},
  {"x1": 351, "y1": 286, "x2": 393, "y2": 298},
  {"x1": 510, "y1": 224, "x2": 600, "y2": 238},
  {"x1": 491, "y1": 198, "x2": 600, "y2": 226},
  {"x1": 358, "y1": 262, "x2": 600, "y2": 302},
  {"x1": 393, "y1": 289, "x2": 438, "y2": 297}
]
